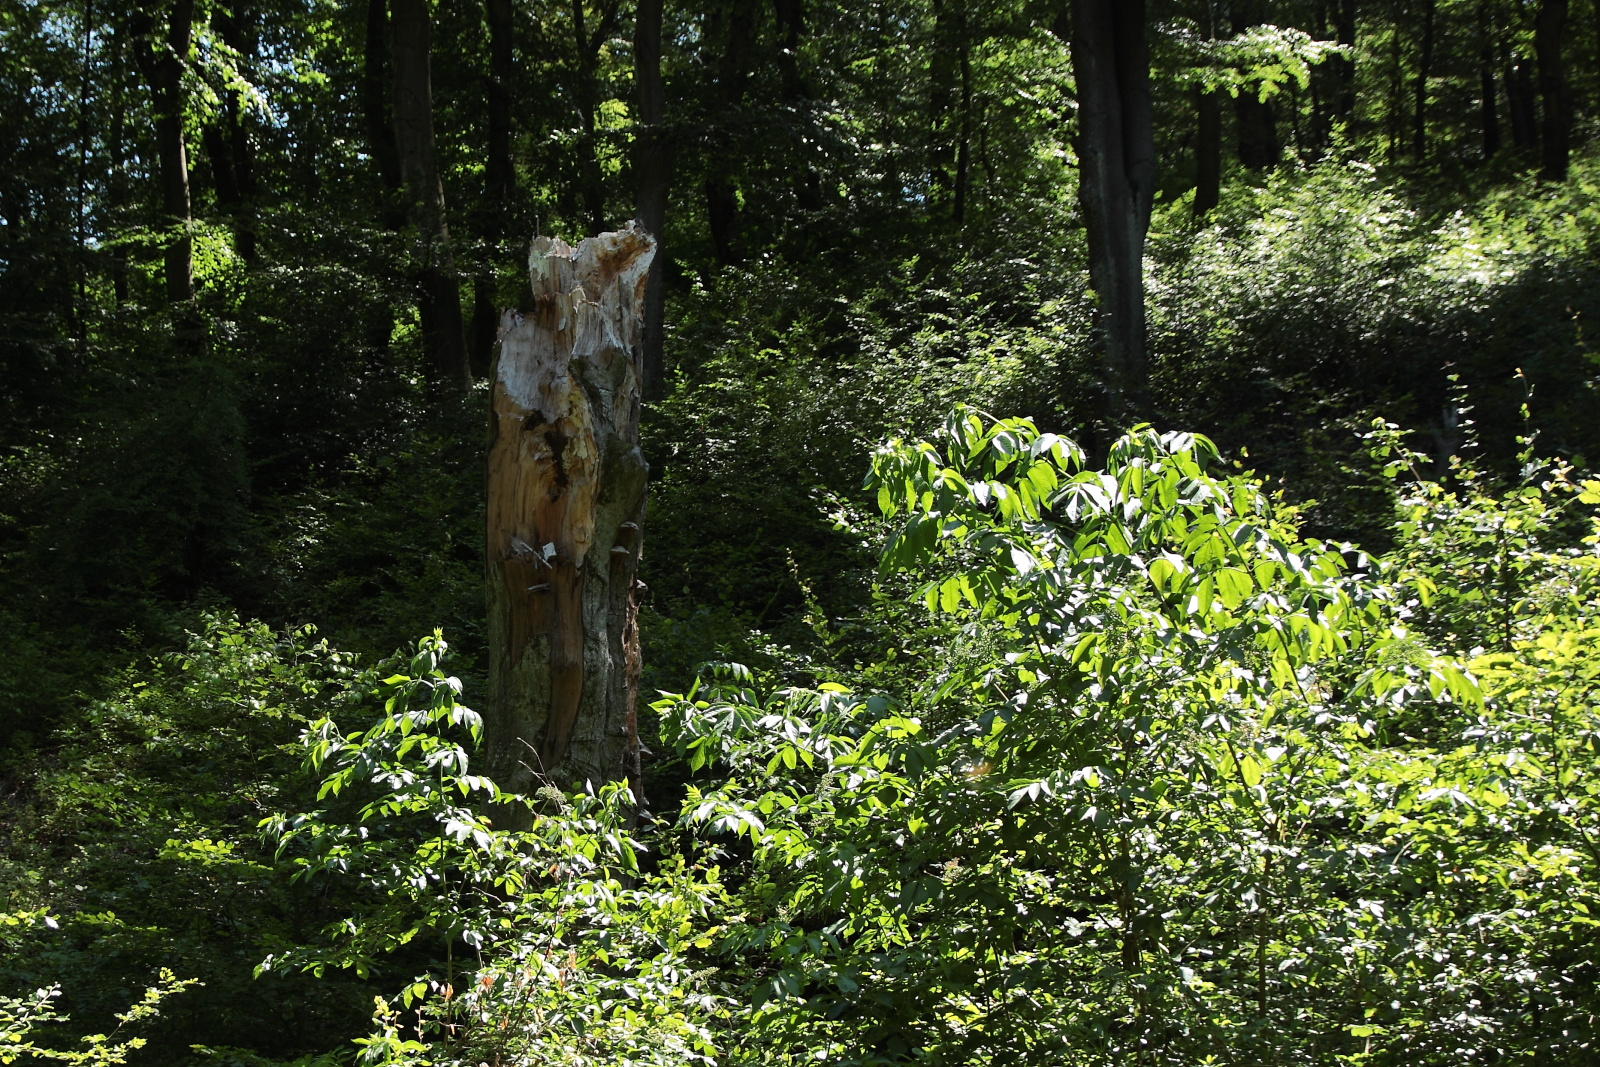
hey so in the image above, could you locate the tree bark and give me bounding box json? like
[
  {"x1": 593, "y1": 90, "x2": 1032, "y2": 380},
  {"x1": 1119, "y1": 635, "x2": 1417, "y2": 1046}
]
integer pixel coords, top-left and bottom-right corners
[
  {"x1": 108, "y1": 17, "x2": 129, "y2": 304},
  {"x1": 773, "y1": 0, "x2": 823, "y2": 217},
  {"x1": 1479, "y1": 3, "x2": 1500, "y2": 160},
  {"x1": 1388, "y1": 7, "x2": 1401, "y2": 160},
  {"x1": 1413, "y1": 0, "x2": 1436, "y2": 160},
  {"x1": 207, "y1": 4, "x2": 258, "y2": 262},
  {"x1": 363, "y1": 0, "x2": 404, "y2": 206},
  {"x1": 929, "y1": 0, "x2": 957, "y2": 201},
  {"x1": 484, "y1": 224, "x2": 655, "y2": 811},
  {"x1": 1535, "y1": 0, "x2": 1569, "y2": 181},
  {"x1": 953, "y1": 25, "x2": 972, "y2": 225},
  {"x1": 1193, "y1": 1, "x2": 1221, "y2": 218},
  {"x1": 132, "y1": 0, "x2": 196, "y2": 308},
  {"x1": 390, "y1": 0, "x2": 470, "y2": 386},
  {"x1": 634, "y1": 0, "x2": 673, "y2": 400},
  {"x1": 1070, "y1": 0, "x2": 1153, "y2": 418},
  {"x1": 1333, "y1": 0, "x2": 1356, "y2": 124},
  {"x1": 1507, "y1": 53, "x2": 1539, "y2": 150},
  {"x1": 704, "y1": 0, "x2": 754, "y2": 266},
  {"x1": 472, "y1": 0, "x2": 517, "y2": 377},
  {"x1": 571, "y1": 0, "x2": 622, "y2": 235},
  {"x1": 1234, "y1": 93, "x2": 1278, "y2": 169},
  {"x1": 773, "y1": 0, "x2": 807, "y2": 101},
  {"x1": 1230, "y1": 0, "x2": 1279, "y2": 170},
  {"x1": 1193, "y1": 85, "x2": 1220, "y2": 219}
]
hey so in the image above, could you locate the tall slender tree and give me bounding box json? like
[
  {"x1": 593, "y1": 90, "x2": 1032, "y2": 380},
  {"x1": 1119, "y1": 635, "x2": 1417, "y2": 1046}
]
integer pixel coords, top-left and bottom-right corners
[
  {"x1": 1192, "y1": 0, "x2": 1222, "y2": 219},
  {"x1": 571, "y1": 0, "x2": 623, "y2": 236},
  {"x1": 204, "y1": 3, "x2": 258, "y2": 263},
  {"x1": 363, "y1": 0, "x2": 403, "y2": 206},
  {"x1": 1506, "y1": 42, "x2": 1540, "y2": 151},
  {"x1": 1070, "y1": 0, "x2": 1154, "y2": 418},
  {"x1": 1332, "y1": 0, "x2": 1357, "y2": 124},
  {"x1": 390, "y1": 0, "x2": 470, "y2": 385},
  {"x1": 131, "y1": 0, "x2": 197, "y2": 310},
  {"x1": 704, "y1": 0, "x2": 755, "y2": 266},
  {"x1": 1535, "y1": 0, "x2": 1569, "y2": 180},
  {"x1": 472, "y1": 0, "x2": 516, "y2": 376},
  {"x1": 634, "y1": 0, "x2": 672, "y2": 399},
  {"x1": 1194, "y1": 85, "x2": 1221, "y2": 218},
  {"x1": 1479, "y1": 1, "x2": 1501, "y2": 160},
  {"x1": 1413, "y1": 0, "x2": 1436, "y2": 159},
  {"x1": 1231, "y1": 0, "x2": 1279, "y2": 169}
]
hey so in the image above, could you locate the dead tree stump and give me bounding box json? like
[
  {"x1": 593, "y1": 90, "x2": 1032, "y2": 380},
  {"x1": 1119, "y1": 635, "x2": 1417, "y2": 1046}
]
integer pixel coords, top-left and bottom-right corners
[{"x1": 484, "y1": 224, "x2": 655, "y2": 810}]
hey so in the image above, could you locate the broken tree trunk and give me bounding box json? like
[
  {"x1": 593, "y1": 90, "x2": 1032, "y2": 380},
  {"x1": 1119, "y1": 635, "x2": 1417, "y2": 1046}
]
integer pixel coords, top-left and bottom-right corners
[{"x1": 484, "y1": 225, "x2": 655, "y2": 814}]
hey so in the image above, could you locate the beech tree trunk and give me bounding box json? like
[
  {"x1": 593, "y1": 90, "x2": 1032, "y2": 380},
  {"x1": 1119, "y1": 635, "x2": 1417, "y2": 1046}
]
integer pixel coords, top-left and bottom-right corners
[
  {"x1": 132, "y1": 0, "x2": 196, "y2": 308},
  {"x1": 1231, "y1": 1, "x2": 1279, "y2": 169},
  {"x1": 1413, "y1": 0, "x2": 1436, "y2": 160},
  {"x1": 472, "y1": 0, "x2": 516, "y2": 378},
  {"x1": 390, "y1": 0, "x2": 470, "y2": 386},
  {"x1": 634, "y1": 0, "x2": 672, "y2": 399},
  {"x1": 1193, "y1": 86, "x2": 1221, "y2": 218},
  {"x1": 205, "y1": 4, "x2": 257, "y2": 263},
  {"x1": 109, "y1": 20, "x2": 130, "y2": 304},
  {"x1": 1507, "y1": 54, "x2": 1539, "y2": 150},
  {"x1": 929, "y1": 0, "x2": 957, "y2": 202},
  {"x1": 1070, "y1": 0, "x2": 1153, "y2": 418},
  {"x1": 1480, "y1": 3, "x2": 1501, "y2": 160},
  {"x1": 1535, "y1": 0, "x2": 1569, "y2": 181},
  {"x1": 363, "y1": 0, "x2": 404, "y2": 208},
  {"x1": 953, "y1": 25, "x2": 972, "y2": 225},
  {"x1": 704, "y1": 0, "x2": 754, "y2": 266},
  {"x1": 1333, "y1": 0, "x2": 1356, "y2": 124},
  {"x1": 571, "y1": 0, "x2": 622, "y2": 236},
  {"x1": 484, "y1": 225, "x2": 655, "y2": 810}
]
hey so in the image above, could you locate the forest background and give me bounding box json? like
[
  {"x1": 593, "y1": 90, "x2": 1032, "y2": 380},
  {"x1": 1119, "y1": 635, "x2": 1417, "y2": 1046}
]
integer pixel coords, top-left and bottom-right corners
[{"x1": 3, "y1": 0, "x2": 1600, "y2": 1064}]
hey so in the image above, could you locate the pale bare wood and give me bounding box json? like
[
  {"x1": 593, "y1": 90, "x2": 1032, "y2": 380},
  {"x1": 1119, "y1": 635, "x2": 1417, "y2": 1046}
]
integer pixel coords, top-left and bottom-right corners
[{"x1": 484, "y1": 224, "x2": 655, "y2": 814}]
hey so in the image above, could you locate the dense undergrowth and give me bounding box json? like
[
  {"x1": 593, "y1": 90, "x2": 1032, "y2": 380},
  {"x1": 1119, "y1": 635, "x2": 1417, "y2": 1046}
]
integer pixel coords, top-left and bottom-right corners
[
  {"x1": 4, "y1": 397, "x2": 1599, "y2": 1064},
  {"x1": 4, "y1": 137, "x2": 1600, "y2": 1067}
]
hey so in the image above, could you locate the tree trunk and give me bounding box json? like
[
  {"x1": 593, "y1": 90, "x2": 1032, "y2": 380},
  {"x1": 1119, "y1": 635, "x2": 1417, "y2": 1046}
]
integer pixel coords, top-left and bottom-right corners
[
  {"x1": 207, "y1": 4, "x2": 258, "y2": 262},
  {"x1": 108, "y1": 18, "x2": 129, "y2": 304},
  {"x1": 472, "y1": 0, "x2": 516, "y2": 377},
  {"x1": 363, "y1": 0, "x2": 404, "y2": 204},
  {"x1": 1231, "y1": 2, "x2": 1279, "y2": 169},
  {"x1": 1413, "y1": 0, "x2": 1436, "y2": 160},
  {"x1": 704, "y1": 0, "x2": 755, "y2": 266},
  {"x1": 1234, "y1": 93, "x2": 1278, "y2": 169},
  {"x1": 1193, "y1": 86, "x2": 1220, "y2": 218},
  {"x1": 953, "y1": 26, "x2": 972, "y2": 225},
  {"x1": 1333, "y1": 0, "x2": 1356, "y2": 124},
  {"x1": 132, "y1": 0, "x2": 196, "y2": 308},
  {"x1": 634, "y1": 0, "x2": 673, "y2": 400},
  {"x1": 484, "y1": 224, "x2": 655, "y2": 810},
  {"x1": 1535, "y1": 0, "x2": 1569, "y2": 181},
  {"x1": 773, "y1": 0, "x2": 823, "y2": 218},
  {"x1": 486, "y1": 0, "x2": 514, "y2": 211},
  {"x1": 773, "y1": 0, "x2": 807, "y2": 101},
  {"x1": 1507, "y1": 54, "x2": 1539, "y2": 150},
  {"x1": 390, "y1": 0, "x2": 470, "y2": 386},
  {"x1": 1594, "y1": 0, "x2": 1600, "y2": 113},
  {"x1": 1479, "y1": 3, "x2": 1500, "y2": 160},
  {"x1": 1193, "y1": 3, "x2": 1221, "y2": 218},
  {"x1": 571, "y1": 0, "x2": 619, "y2": 235},
  {"x1": 1070, "y1": 0, "x2": 1153, "y2": 419},
  {"x1": 929, "y1": 0, "x2": 957, "y2": 202},
  {"x1": 1386, "y1": 10, "x2": 1404, "y2": 161}
]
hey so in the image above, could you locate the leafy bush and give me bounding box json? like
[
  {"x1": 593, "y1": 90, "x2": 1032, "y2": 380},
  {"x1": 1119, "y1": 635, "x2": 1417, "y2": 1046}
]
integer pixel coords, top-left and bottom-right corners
[
  {"x1": 647, "y1": 407, "x2": 1596, "y2": 1066},
  {"x1": 263, "y1": 635, "x2": 731, "y2": 1067}
]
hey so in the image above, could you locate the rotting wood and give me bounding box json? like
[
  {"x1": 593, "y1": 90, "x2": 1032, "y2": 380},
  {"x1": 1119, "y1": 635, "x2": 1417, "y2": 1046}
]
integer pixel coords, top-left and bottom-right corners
[{"x1": 484, "y1": 224, "x2": 655, "y2": 817}]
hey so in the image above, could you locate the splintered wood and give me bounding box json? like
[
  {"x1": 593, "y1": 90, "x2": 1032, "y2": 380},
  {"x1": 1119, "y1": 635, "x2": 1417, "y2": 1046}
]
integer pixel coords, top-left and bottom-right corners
[{"x1": 484, "y1": 224, "x2": 654, "y2": 807}]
